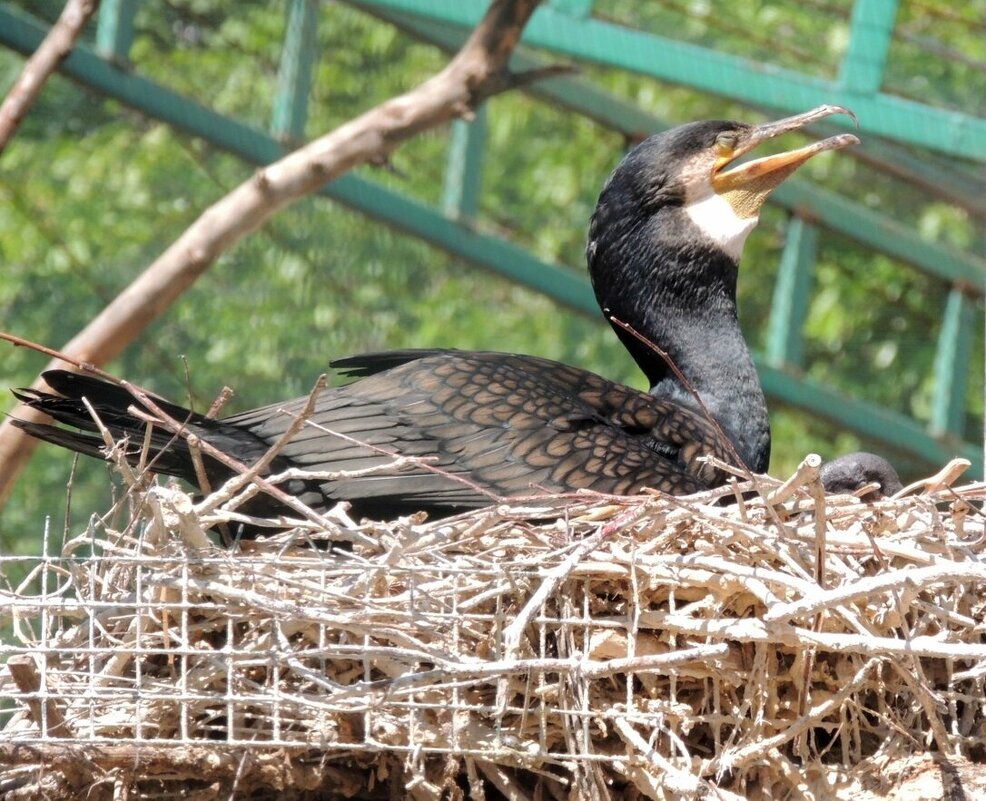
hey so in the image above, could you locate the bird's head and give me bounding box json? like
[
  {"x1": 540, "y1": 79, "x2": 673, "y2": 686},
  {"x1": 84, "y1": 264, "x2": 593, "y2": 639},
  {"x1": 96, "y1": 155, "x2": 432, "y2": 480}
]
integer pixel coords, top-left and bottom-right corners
[{"x1": 588, "y1": 105, "x2": 859, "y2": 269}]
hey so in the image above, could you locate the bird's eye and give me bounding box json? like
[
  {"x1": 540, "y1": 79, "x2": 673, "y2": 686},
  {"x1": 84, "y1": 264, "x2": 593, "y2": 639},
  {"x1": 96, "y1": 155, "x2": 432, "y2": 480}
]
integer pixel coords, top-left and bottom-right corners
[{"x1": 715, "y1": 132, "x2": 738, "y2": 154}]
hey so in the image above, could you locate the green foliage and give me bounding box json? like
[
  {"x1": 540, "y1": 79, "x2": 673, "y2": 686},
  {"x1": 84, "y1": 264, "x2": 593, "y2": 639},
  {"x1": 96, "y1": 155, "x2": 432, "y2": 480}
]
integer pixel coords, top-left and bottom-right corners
[{"x1": 1, "y1": 1, "x2": 982, "y2": 550}]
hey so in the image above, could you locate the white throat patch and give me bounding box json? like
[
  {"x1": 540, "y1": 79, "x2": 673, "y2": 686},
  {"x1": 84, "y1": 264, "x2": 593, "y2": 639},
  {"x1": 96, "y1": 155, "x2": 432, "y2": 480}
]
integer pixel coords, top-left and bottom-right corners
[{"x1": 684, "y1": 191, "x2": 758, "y2": 262}]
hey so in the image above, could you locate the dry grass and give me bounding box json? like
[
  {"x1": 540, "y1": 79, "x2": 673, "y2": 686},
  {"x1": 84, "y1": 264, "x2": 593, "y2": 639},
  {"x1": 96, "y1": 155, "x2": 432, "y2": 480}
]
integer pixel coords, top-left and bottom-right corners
[{"x1": 1, "y1": 456, "x2": 985, "y2": 800}]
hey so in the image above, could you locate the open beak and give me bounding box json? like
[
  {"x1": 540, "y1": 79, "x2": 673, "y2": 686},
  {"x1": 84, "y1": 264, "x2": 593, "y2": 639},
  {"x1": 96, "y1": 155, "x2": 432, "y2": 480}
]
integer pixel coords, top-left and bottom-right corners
[{"x1": 713, "y1": 105, "x2": 859, "y2": 200}]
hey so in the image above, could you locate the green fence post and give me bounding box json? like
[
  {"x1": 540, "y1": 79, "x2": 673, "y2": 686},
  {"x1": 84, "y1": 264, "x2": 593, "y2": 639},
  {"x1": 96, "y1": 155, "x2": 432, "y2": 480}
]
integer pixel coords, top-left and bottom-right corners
[
  {"x1": 442, "y1": 106, "x2": 486, "y2": 221},
  {"x1": 839, "y1": 0, "x2": 899, "y2": 94},
  {"x1": 767, "y1": 216, "x2": 818, "y2": 368},
  {"x1": 272, "y1": 0, "x2": 318, "y2": 142},
  {"x1": 95, "y1": 0, "x2": 136, "y2": 65},
  {"x1": 930, "y1": 288, "x2": 975, "y2": 437}
]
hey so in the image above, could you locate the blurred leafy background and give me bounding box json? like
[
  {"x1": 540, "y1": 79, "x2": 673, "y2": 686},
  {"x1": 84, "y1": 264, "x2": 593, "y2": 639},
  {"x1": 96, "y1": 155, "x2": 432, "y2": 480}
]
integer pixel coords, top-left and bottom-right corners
[{"x1": 1, "y1": 0, "x2": 983, "y2": 550}]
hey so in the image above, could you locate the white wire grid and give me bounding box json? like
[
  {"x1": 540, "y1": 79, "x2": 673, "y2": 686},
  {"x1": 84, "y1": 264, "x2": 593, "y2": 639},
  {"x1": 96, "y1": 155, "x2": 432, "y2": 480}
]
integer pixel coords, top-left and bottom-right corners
[{"x1": 0, "y1": 516, "x2": 710, "y2": 768}]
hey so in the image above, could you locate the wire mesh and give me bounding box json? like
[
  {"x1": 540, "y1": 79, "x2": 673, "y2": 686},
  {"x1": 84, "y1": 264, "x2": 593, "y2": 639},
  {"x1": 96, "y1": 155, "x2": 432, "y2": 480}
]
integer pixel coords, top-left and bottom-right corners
[{"x1": 1, "y1": 504, "x2": 695, "y2": 759}]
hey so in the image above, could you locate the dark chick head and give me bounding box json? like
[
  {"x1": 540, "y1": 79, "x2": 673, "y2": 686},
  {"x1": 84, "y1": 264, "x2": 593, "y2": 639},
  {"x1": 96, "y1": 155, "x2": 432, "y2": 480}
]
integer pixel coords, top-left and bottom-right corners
[{"x1": 821, "y1": 451, "x2": 904, "y2": 499}]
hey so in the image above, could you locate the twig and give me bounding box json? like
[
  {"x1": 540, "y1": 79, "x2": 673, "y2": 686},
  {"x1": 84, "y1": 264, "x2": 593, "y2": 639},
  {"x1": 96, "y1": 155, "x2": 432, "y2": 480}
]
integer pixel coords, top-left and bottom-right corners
[
  {"x1": 607, "y1": 316, "x2": 795, "y2": 544},
  {"x1": 7, "y1": 655, "x2": 71, "y2": 738},
  {"x1": 646, "y1": 610, "x2": 986, "y2": 660},
  {"x1": 315, "y1": 644, "x2": 733, "y2": 699},
  {"x1": 193, "y1": 375, "x2": 327, "y2": 515},
  {"x1": 0, "y1": 741, "x2": 284, "y2": 786},
  {"x1": 810, "y1": 473, "x2": 828, "y2": 588},
  {"x1": 191, "y1": 394, "x2": 519, "y2": 535},
  {"x1": 185, "y1": 434, "x2": 215, "y2": 497},
  {"x1": 147, "y1": 486, "x2": 213, "y2": 550},
  {"x1": 579, "y1": 643, "x2": 728, "y2": 679},
  {"x1": 475, "y1": 761, "x2": 533, "y2": 801},
  {"x1": 108, "y1": 377, "x2": 378, "y2": 546},
  {"x1": 714, "y1": 658, "x2": 879, "y2": 772},
  {"x1": 608, "y1": 316, "x2": 751, "y2": 477},
  {"x1": 888, "y1": 659, "x2": 954, "y2": 757},
  {"x1": 613, "y1": 717, "x2": 735, "y2": 799},
  {"x1": 798, "y1": 470, "x2": 829, "y2": 745},
  {"x1": 205, "y1": 386, "x2": 235, "y2": 419},
  {"x1": 502, "y1": 504, "x2": 645, "y2": 655},
  {"x1": 763, "y1": 562, "x2": 986, "y2": 624},
  {"x1": 0, "y1": 330, "x2": 120, "y2": 380},
  {"x1": 292, "y1": 414, "x2": 506, "y2": 506},
  {"x1": 79, "y1": 397, "x2": 140, "y2": 489},
  {"x1": 895, "y1": 457, "x2": 972, "y2": 498},
  {"x1": 766, "y1": 453, "x2": 821, "y2": 506},
  {"x1": 493, "y1": 502, "x2": 652, "y2": 715}
]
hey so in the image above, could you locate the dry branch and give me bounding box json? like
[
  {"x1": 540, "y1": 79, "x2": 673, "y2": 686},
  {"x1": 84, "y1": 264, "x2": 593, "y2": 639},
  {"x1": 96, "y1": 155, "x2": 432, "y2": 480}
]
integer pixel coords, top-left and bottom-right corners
[
  {"x1": 0, "y1": 0, "x2": 550, "y2": 507},
  {"x1": 0, "y1": 0, "x2": 98, "y2": 156}
]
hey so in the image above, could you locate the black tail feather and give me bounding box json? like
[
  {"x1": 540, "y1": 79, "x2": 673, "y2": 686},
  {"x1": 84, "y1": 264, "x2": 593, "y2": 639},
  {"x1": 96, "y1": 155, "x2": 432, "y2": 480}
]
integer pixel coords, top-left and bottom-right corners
[
  {"x1": 10, "y1": 414, "x2": 199, "y2": 480},
  {"x1": 13, "y1": 370, "x2": 281, "y2": 488},
  {"x1": 11, "y1": 371, "x2": 210, "y2": 480},
  {"x1": 39, "y1": 370, "x2": 206, "y2": 424},
  {"x1": 10, "y1": 418, "x2": 110, "y2": 463},
  {"x1": 330, "y1": 349, "x2": 453, "y2": 378}
]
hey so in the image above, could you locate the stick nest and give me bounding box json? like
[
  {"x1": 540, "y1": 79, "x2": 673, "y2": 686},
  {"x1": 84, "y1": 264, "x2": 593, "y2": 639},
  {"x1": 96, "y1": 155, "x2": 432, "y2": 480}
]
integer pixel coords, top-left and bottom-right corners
[{"x1": 1, "y1": 459, "x2": 985, "y2": 801}]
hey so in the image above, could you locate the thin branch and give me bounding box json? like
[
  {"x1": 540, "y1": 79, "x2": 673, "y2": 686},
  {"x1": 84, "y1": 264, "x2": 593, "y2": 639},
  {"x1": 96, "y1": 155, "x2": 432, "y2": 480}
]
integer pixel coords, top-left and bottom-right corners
[
  {"x1": 766, "y1": 453, "x2": 821, "y2": 506},
  {"x1": 0, "y1": 0, "x2": 99, "y2": 157},
  {"x1": 609, "y1": 315, "x2": 752, "y2": 477},
  {"x1": 612, "y1": 717, "x2": 738, "y2": 800},
  {"x1": 0, "y1": 331, "x2": 119, "y2": 381},
  {"x1": 763, "y1": 562, "x2": 986, "y2": 625},
  {"x1": 714, "y1": 658, "x2": 879, "y2": 772},
  {"x1": 7, "y1": 655, "x2": 72, "y2": 738},
  {"x1": 118, "y1": 380, "x2": 377, "y2": 547},
  {"x1": 494, "y1": 501, "x2": 653, "y2": 713},
  {"x1": 608, "y1": 315, "x2": 796, "y2": 544},
  {"x1": 189, "y1": 375, "x2": 326, "y2": 515}
]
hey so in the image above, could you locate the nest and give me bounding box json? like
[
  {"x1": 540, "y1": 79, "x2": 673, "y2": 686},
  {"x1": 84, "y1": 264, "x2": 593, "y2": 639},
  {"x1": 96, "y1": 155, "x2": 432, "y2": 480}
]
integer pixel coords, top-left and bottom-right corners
[{"x1": 1, "y1": 455, "x2": 985, "y2": 801}]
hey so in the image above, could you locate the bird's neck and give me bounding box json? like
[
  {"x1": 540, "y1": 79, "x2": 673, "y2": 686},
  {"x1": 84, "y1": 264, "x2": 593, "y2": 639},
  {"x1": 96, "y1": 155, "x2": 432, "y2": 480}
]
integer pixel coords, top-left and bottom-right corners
[
  {"x1": 592, "y1": 235, "x2": 770, "y2": 473},
  {"x1": 639, "y1": 313, "x2": 769, "y2": 473}
]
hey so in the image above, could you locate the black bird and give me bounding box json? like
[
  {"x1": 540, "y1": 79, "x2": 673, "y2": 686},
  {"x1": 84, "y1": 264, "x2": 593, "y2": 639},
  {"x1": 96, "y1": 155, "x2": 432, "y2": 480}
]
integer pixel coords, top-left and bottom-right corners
[{"x1": 13, "y1": 106, "x2": 861, "y2": 521}]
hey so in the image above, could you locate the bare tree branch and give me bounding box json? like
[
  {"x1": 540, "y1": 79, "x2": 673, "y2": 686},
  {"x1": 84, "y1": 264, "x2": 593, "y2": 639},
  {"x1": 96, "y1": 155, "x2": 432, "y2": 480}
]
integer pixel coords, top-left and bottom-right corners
[
  {"x1": 0, "y1": 0, "x2": 548, "y2": 508},
  {"x1": 0, "y1": 0, "x2": 99, "y2": 157}
]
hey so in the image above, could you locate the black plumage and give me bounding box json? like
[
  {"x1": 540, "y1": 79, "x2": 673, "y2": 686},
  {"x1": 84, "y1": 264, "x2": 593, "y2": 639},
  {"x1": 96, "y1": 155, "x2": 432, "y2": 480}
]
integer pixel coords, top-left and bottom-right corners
[
  {"x1": 820, "y1": 452, "x2": 903, "y2": 498},
  {"x1": 13, "y1": 106, "x2": 873, "y2": 521},
  {"x1": 16, "y1": 353, "x2": 732, "y2": 520}
]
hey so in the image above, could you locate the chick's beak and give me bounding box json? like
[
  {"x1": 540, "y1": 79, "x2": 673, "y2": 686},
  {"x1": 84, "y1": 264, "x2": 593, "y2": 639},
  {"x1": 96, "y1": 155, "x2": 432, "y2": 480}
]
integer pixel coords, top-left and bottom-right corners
[{"x1": 713, "y1": 105, "x2": 860, "y2": 217}]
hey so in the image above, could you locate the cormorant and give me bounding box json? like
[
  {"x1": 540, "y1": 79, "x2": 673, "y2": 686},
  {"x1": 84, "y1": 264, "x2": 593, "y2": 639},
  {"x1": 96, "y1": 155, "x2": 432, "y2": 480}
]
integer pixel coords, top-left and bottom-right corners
[{"x1": 12, "y1": 106, "x2": 866, "y2": 521}]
